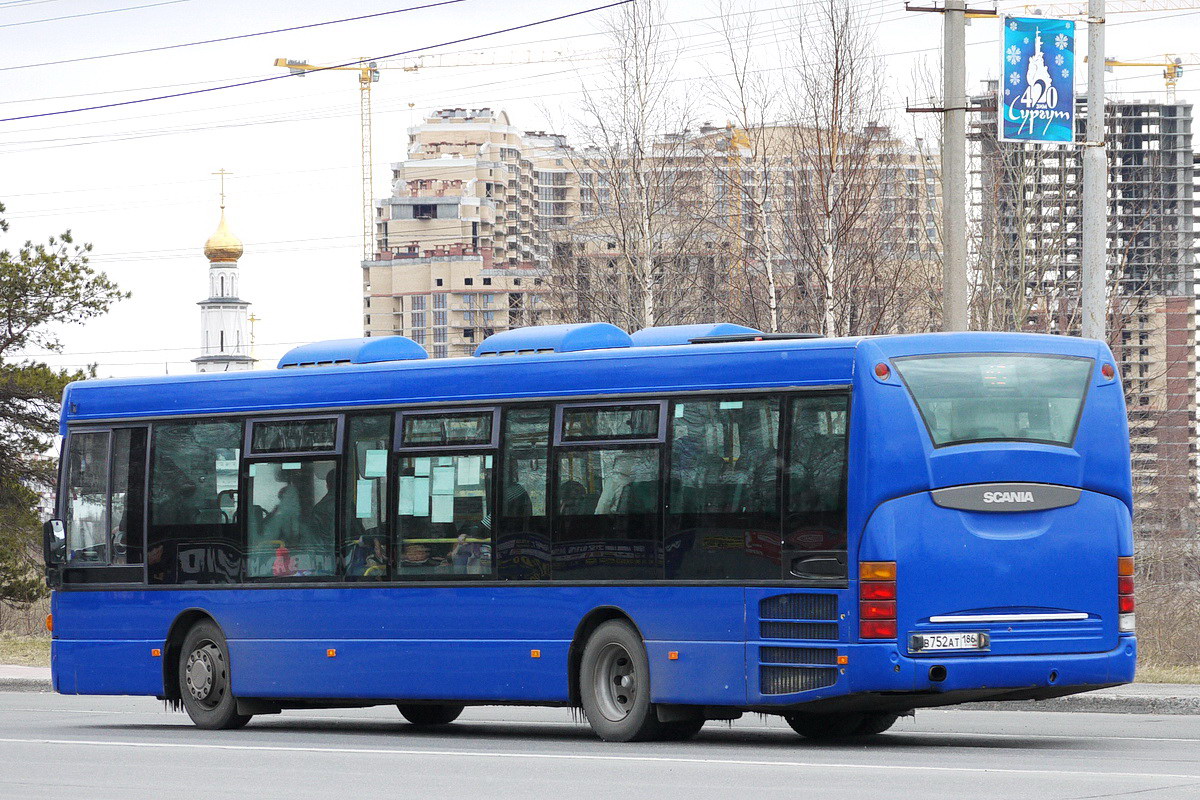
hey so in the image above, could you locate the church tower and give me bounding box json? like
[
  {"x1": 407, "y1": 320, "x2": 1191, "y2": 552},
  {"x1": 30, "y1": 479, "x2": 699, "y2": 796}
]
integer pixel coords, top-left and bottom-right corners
[{"x1": 193, "y1": 169, "x2": 256, "y2": 372}]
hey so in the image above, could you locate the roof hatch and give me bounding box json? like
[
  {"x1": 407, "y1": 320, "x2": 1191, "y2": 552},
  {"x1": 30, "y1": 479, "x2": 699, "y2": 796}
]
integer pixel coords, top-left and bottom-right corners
[
  {"x1": 278, "y1": 336, "x2": 428, "y2": 369},
  {"x1": 630, "y1": 323, "x2": 763, "y2": 347},
  {"x1": 474, "y1": 323, "x2": 632, "y2": 357}
]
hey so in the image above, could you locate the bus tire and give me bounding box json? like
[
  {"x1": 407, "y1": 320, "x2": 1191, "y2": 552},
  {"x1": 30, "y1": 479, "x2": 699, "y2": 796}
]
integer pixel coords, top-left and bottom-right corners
[
  {"x1": 579, "y1": 620, "x2": 662, "y2": 742},
  {"x1": 178, "y1": 620, "x2": 251, "y2": 730},
  {"x1": 397, "y1": 703, "x2": 464, "y2": 726},
  {"x1": 783, "y1": 711, "x2": 864, "y2": 740},
  {"x1": 855, "y1": 712, "x2": 900, "y2": 736}
]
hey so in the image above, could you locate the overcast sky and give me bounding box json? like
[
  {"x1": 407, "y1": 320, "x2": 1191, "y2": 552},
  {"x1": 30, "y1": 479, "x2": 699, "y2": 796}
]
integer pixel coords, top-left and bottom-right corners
[{"x1": 1, "y1": 0, "x2": 1194, "y2": 378}]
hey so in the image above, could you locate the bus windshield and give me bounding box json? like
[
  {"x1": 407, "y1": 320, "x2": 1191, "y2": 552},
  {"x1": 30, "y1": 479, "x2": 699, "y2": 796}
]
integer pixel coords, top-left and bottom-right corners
[{"x1": 894, "y1": 353, "x2": 1093, "y2": 447}]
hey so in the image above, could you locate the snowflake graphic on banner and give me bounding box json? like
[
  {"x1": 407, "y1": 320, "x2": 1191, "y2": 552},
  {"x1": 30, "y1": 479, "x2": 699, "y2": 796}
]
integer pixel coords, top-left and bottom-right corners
[
  {"x1": 1007, "y1": 45, "x2": 1022, "y2": 65},
  {"x1": 1055, "y1": 54, "x2": 1065, "y2": 66},
  {"x1": 1009, "y1": 20, "x2": 1017, "y2": 30},
  {"x1": 1055, "y1": 33, "x2": 1069, "y2": 49},
  {"x1": 1009, "y1": 71, "x2": 1020, "y2": 85},
  {"x1": 1024, "y1": 37, "x2": 1030, "y2": 44},
  {"x1": 1062, "y1": 68, "x2": 1070, "y2": 78}
]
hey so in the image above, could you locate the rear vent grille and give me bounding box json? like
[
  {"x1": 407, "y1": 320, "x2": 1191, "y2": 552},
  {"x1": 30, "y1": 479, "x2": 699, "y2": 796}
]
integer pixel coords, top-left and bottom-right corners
[
  {"x1": 760, "y1": 666, "x2": 838, "y2": 695},
  {"x1": 760, "y1": 621, "x2": 839, "y2": 640},
  {"x1": 760, "y1": 646, "x2": 838, "y2": 665},
  {"x1": 760, "y1": 594, "x2": 837, "y2": 621}
]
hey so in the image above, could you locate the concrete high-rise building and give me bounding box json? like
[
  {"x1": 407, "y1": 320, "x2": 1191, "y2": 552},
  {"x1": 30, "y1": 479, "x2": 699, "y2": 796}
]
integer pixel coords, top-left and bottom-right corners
[
  {"x1": 971, "y1": 85, "x2": 1197, "y2": 530},
  {"x1": 361, "y1": 109, "x2": 562, "y2": 357},
  {"x1": 194, "y1": 195, "x2": 256, "y2": 373}
]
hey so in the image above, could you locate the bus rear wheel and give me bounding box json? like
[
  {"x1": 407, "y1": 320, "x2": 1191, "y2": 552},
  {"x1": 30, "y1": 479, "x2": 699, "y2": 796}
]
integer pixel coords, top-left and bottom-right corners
[
  {"x1": 579, "y1": 620, "x2": 663, "y2": 742},
  {"x1": 178, "y1": 620, "x2": 251, "y2": 730},
  {"x1": 397, "y1": 703, "x2": 465, "y2": 726}
]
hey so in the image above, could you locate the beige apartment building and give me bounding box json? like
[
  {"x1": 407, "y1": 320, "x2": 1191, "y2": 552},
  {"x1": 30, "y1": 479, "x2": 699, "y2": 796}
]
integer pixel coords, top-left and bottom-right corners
[{"x1": 362, "y1": 108, "x2": 568, "y2": 357}]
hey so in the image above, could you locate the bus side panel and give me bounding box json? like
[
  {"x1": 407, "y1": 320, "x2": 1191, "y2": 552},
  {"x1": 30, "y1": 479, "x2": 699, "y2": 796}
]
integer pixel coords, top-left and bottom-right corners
[
  {"x1": 51, "y1": 586, "x2": 748, "y2": 704},
  {"x1": 52, "y1": 639, "x2": 164, "y2": 696}
]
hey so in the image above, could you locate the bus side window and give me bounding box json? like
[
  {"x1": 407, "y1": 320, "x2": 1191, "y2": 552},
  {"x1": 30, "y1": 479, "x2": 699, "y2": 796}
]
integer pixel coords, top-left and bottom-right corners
[
  {"x1": 147, "y1": 420, "x2": 243, "y2": 584},
  {"x1": 552, "y1": 403, "x2": 663, "y2": 580},
  {"x1": 666, "y1": 397, "x2": 781, "y2": 580},
  {"x1": 395, "y1": 454, "x2": 493, "y2": 577},
  {"x1": 496, "y1": 407, "x2": 551, "y2": 581},
  {"x1": 63, "y1": 427, "x2": 148, "y2": 568},
  {"x1": 343, "y1": 414, "x2": 392, "y2": 581},
  {"x1": 785, "y1": 394, "x2": 849, "y2": 573},
  {"x1": 64, "y1": 431, "x2": 111, "y2": 565},
  {"x1": 245, "y1": 460, "x2": 337, "y2": 579}
]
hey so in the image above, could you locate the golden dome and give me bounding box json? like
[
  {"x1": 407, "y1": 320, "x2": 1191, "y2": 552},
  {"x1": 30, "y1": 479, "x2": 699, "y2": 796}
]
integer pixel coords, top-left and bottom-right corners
[{"x1": 203, "y1": 210, "x2": 243, "y2": 262}]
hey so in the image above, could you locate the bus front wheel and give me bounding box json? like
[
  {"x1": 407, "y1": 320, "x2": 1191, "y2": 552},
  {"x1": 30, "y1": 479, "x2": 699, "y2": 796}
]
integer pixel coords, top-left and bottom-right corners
[
  {"x1": 178, "y1": 620, "x2": 252, "y2": 730},
  {"x1": 579, "y1": 620, "x2": 662, "y2": 742},
  {"x1": 397, "y1": 704, "x2": 465, "y2": 726}
]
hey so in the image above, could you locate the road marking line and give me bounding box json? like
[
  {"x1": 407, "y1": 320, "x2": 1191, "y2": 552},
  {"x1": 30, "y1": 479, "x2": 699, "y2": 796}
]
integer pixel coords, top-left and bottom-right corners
[
  {"x1": 6, "y1": 710, "x2": 1200, "y2": 744},
  {"x1": 0, "y1": 737, "x2": 1196, "y2": 780}
]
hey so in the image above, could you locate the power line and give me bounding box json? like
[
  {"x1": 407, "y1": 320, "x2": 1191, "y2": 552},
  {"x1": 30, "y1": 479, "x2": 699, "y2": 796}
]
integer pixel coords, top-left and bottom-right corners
[
  {"x1": 0, "y1": 0, "x2": 468, "y2": 73},
  {"x1": 0, "y1": 0, "x2": 188, "y2": 29},
  {"x1": 0, "y1": 0, "x2": 635, "y2": 124}
]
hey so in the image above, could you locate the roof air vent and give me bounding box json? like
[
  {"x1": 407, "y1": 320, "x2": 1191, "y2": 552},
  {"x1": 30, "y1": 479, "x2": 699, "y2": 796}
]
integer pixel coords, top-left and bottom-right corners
[
  {"x1": 630, "y1": 323, "x2": 762, "y2": 347},
  {"x1": 473, "y1": 323, "x2": 632, "y2": 357},
  {"x1": 277, "y1": 336, "x2": 428, "y2": 369}
]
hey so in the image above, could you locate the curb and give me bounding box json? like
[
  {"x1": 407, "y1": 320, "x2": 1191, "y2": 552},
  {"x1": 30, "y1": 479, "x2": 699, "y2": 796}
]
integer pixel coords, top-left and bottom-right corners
[
  {"x1": 0, "y1": 677, "x2": 52, "y2": 693},
  {"x1": 966, "y1": 693, "x2": 1200, "y2": 716}
]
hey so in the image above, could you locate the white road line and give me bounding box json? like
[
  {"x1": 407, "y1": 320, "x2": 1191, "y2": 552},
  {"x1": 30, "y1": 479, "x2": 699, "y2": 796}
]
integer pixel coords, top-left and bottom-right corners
[
  {"x1": 5, "y1": 709, "x2": 1200, "y2": 744},
  {"x1": 0, "y1": 737, "x2": 1196, "y2": 781}
]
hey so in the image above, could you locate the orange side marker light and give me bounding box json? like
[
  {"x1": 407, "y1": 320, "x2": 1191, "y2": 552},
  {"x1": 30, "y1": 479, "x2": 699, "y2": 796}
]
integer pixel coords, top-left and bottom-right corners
[
  {"x1": 668, "y1": 651, "x2": 679, "y2": 661},
  {"x1": 151, "y1": 649, "x2": 162, "y2": 657},
  {"x1": 326, "y1": 649, "x2": 337, "y2": 658},
  {"x1": 837, "y1": 655, "x2": 849, "y2": 665},
  {"x1": 44, "y1": 614, "x2": 52, "y2": 633},
  {"x1": 530, "y1": 649, "x2": 541, "y2": 659}
]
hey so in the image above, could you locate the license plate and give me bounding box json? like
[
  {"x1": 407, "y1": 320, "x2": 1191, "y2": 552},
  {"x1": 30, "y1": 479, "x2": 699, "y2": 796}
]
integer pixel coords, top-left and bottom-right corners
[{"x1": 909, "y1": 631, "x2": 990, "y2": 653}]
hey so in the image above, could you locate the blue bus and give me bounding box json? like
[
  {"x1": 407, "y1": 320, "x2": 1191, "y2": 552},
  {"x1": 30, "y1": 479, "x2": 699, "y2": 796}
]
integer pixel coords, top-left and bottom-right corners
[{"x1": 43, "y1": 323, "x2": 1136, "y2": 742}]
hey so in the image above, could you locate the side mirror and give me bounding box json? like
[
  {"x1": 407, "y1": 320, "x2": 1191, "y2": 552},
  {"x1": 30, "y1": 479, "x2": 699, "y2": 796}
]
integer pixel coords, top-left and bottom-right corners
[{"x1": 43, "y1": 519, "x2": 66, "y2": 587}]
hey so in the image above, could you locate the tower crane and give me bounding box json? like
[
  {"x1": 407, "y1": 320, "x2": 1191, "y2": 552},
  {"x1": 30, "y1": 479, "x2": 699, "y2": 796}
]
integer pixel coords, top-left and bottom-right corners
[
  {"x1": 275, "y1": 50, "x2": 582, "y2": 263},
  {"x1": 1105, "y1": 56, "x2": 1185, "y2": 101},
  {"x1": 275, "y1": 58, "x2": 380, "y2": 262},
  {"x1": 1015, "y1": 0, "x2": 1200, "y2": 14}
]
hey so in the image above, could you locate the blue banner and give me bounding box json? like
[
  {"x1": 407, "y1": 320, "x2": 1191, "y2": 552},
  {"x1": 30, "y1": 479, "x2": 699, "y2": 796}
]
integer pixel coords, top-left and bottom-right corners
[{"x1": 1000, "y1": 16, "x2": 1076, "y2": 143}]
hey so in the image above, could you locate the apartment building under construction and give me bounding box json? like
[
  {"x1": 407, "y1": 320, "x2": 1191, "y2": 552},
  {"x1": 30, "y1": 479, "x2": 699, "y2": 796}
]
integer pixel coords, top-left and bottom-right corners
[{"x1": 971, "y1": 84, "x2": 1198, "y2": 532}]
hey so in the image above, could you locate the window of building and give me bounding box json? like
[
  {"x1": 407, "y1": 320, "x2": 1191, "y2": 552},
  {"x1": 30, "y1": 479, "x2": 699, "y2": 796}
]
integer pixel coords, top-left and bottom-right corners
[
  {"x1": 434, "y1": 344, "x2": 448, "y2": 358},
  {"x1": 497, "y1": 407, "x2": 551, "y2": 580},
  {"x1": 411, "y1": 329, "x2": 427, "y2": 345},
  {"x1": 433, "y1": 310, "x2": 447, "y2": 326},
  {"x1": 436, "y1": 278, "x2": 444, "y2": 287},
  {"x1": 411, "y1": 295, "x2": 427, "y2": 311},
  {"x1": 147, "y1": 420, "x2": 243, "y2": 584},
  {"x1": 464, "y1": 278, "x2": 473, "y2": 286},
  {"x1": 412, "y1": 312, "x2": 426, "y2": 329},
  {"x1": 434, "y1": 327, "x2": 448, "y2": 343},
  {"x1": 666, "y1": 397, "x2": 780, "y2": 579},
  {"x1": 413, "y1": 204, "x2": 437, "y2": 219},
  {"x1": 433, "y1": 293, "x2": 447, "y2": 309},
  {"x1": 483, "y1": 278, "x2": 492, "y2": 286}
]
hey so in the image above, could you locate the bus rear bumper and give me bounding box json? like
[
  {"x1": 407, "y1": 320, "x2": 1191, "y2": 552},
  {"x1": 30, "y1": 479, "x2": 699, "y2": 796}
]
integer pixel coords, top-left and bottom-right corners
[{"x1": 749, "y1": 637, "x2": 1137, "y2": 713}]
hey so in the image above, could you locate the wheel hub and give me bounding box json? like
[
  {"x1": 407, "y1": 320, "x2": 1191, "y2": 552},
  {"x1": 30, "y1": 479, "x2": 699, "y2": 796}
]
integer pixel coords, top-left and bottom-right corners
[
  {"x1": 185, "y1": 643, "x2": 222, "y2": 705},
  {"x1": 593, "y1": 643, "x2": 637, "y2": 722}
]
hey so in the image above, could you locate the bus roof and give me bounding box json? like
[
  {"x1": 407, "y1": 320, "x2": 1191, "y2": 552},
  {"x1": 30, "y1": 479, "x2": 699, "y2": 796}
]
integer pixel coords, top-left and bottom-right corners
[{"x1": 60, "y1": 331, "x2": 1111, "y2": 428}]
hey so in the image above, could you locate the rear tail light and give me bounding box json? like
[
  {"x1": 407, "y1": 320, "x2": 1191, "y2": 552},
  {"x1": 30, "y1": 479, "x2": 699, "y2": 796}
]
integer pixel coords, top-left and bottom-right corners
[
  {"x1": 1118, "y1": 556, "x2": 1135, "y2": 633},
  {"x1": 860, "y1": 561, "x2": 897, "y2": 639}
]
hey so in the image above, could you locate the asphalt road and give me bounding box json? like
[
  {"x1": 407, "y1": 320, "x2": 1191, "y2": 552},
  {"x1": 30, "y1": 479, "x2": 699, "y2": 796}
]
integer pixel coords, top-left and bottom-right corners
[{"x1": 2, "y1": 693, "x2": 1199, "y2": 800}]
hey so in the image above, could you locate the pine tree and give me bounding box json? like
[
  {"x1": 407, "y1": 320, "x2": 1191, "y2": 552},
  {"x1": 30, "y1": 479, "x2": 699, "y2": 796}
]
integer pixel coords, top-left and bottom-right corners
[{"x1": 0, "y1": 202, "x2": 126, "y2": 604}]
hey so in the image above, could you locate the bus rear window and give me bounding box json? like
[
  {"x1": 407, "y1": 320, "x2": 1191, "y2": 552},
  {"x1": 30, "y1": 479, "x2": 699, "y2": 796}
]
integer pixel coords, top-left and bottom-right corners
[{"x1": 893, "y1": 354, "x2": 1093, "y2": 447}]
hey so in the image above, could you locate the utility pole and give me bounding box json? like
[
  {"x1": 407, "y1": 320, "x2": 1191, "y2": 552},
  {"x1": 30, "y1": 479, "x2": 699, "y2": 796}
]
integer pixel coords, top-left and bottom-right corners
[
  {"x1": 942, "y1": 0, "x2": 969, "y2": 331},
  {"x1": 907, "y1": 1, "x2": 996, "y2": 331},
  {"x1": 1081, "y1": 0, "x2": 1107, "y2": 340}
]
